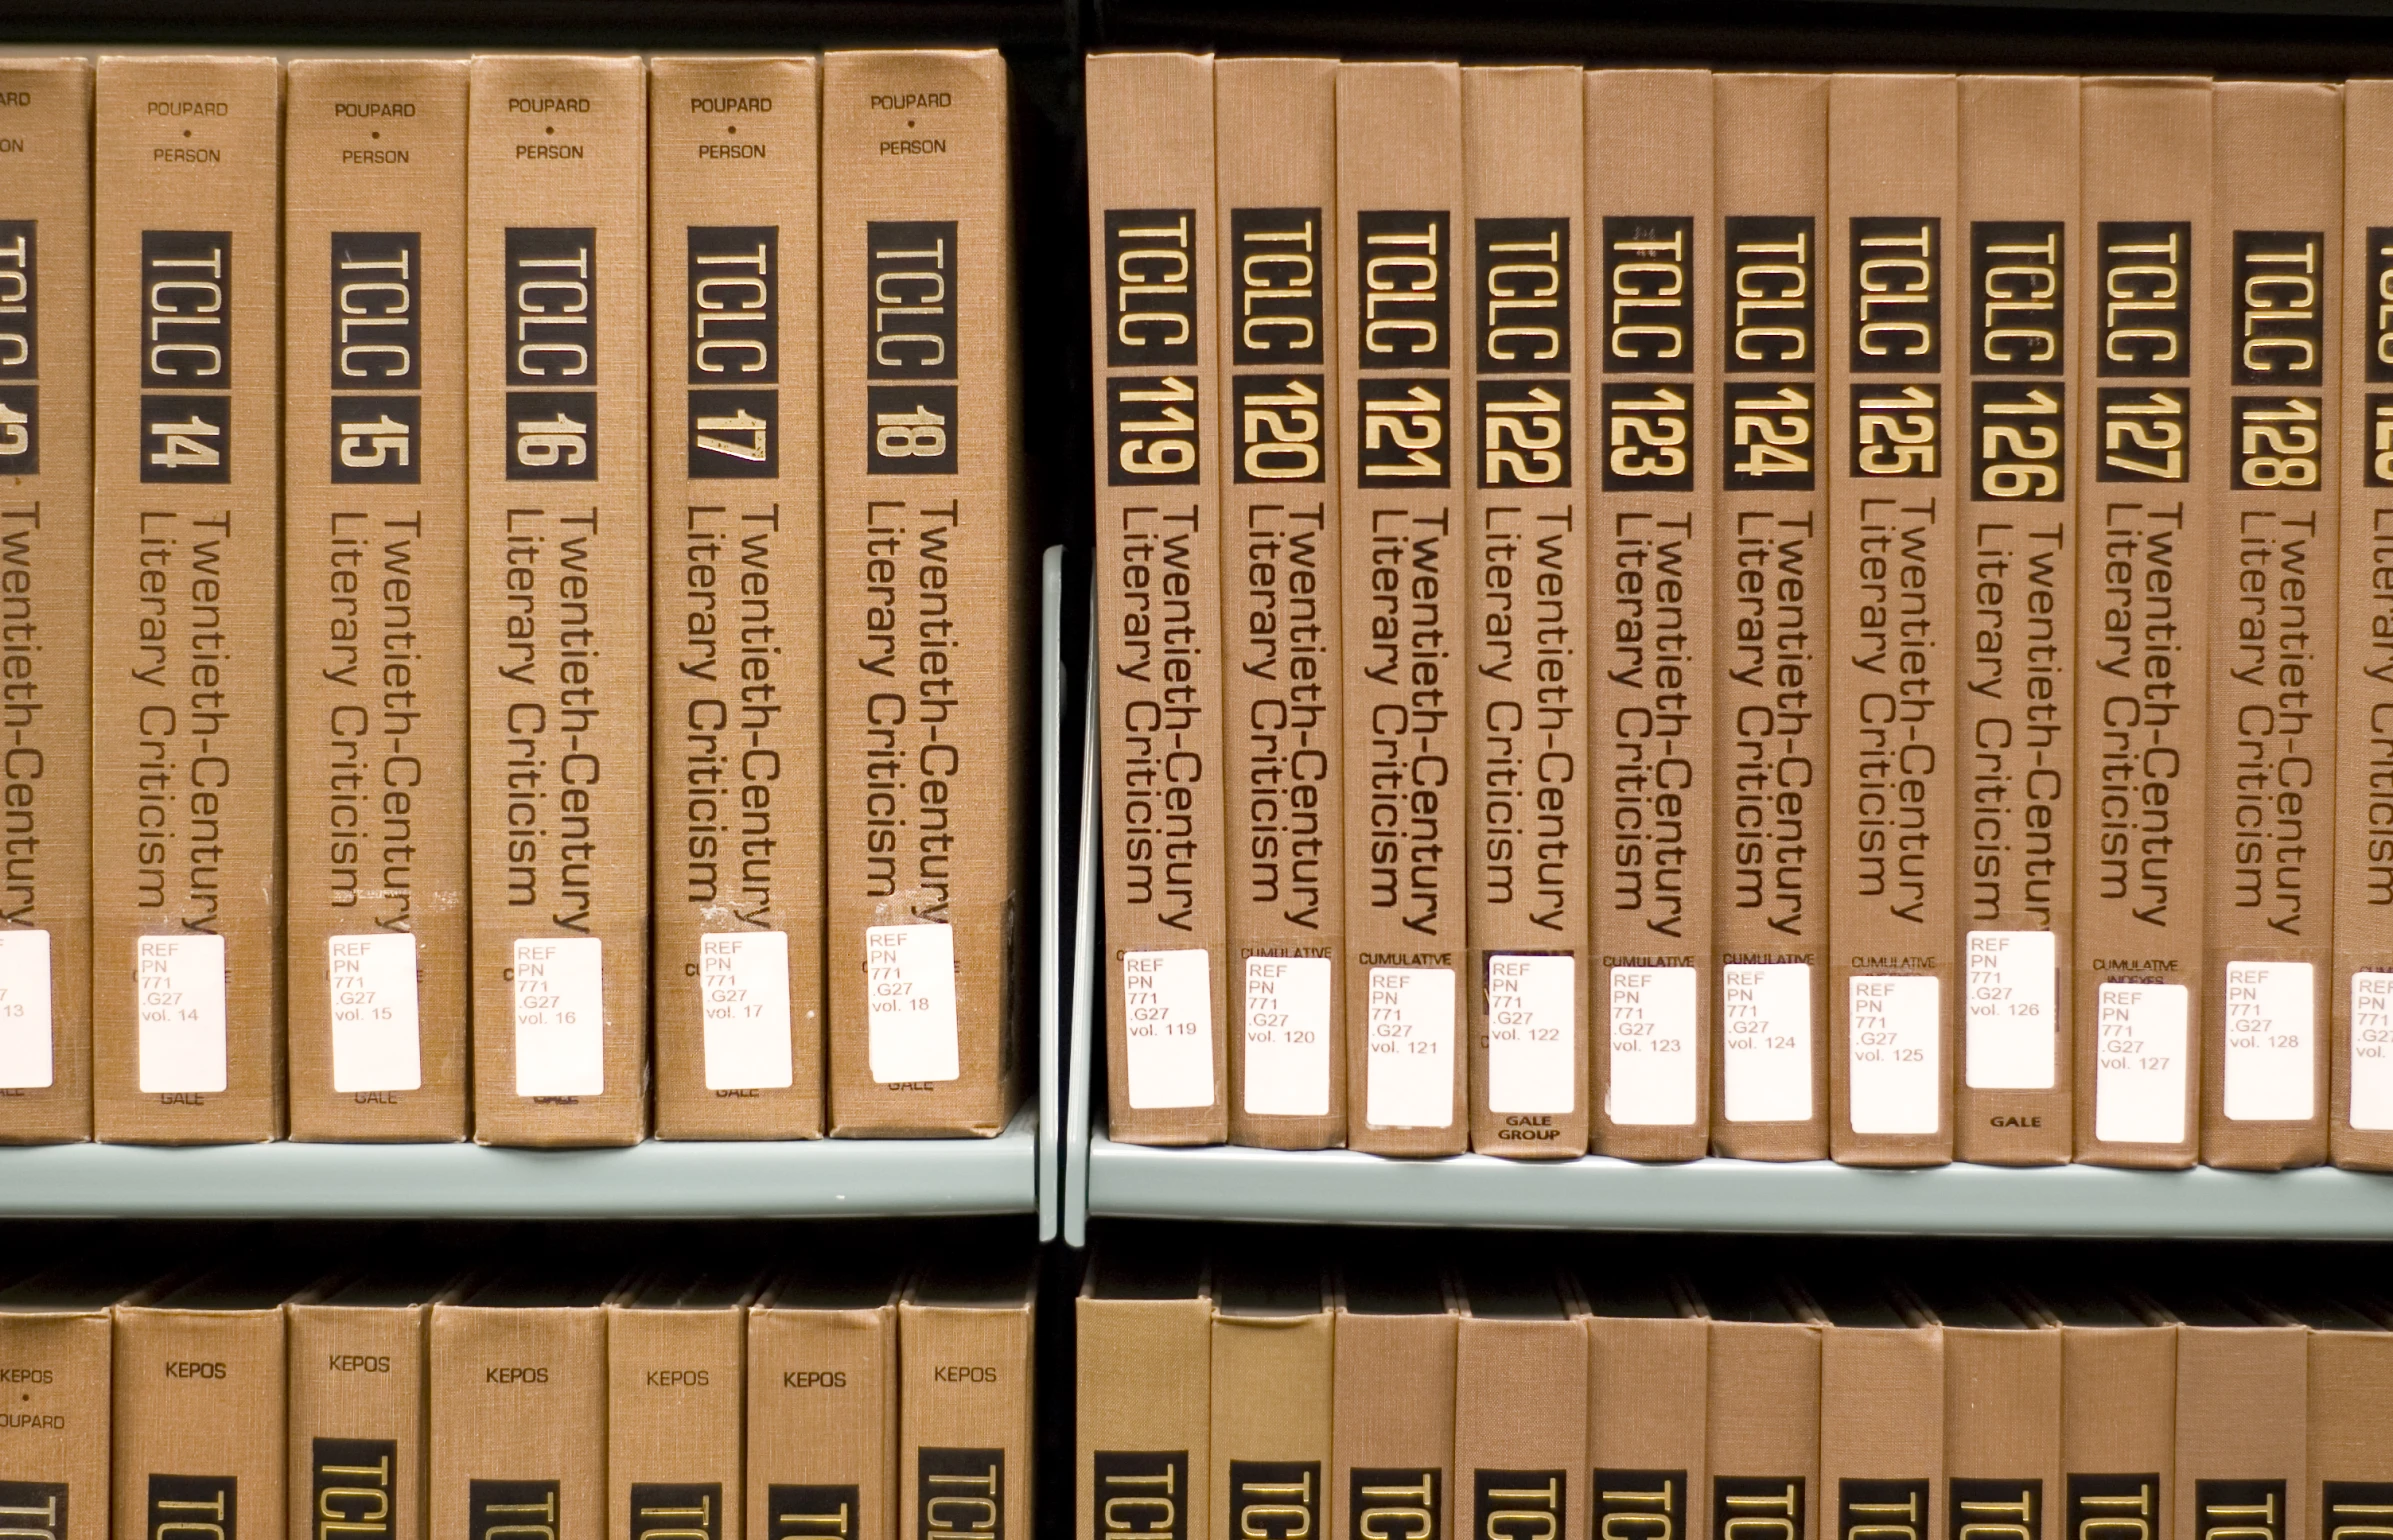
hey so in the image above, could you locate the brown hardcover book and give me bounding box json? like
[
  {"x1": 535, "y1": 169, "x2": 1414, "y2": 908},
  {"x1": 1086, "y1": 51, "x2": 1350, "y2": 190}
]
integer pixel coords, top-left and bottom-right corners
[
  {"x1": 1330, "y1": 1263, "x2": 1457, "y2": 1540},
  {"x1": 2162, "y1": 1292, "x2": 2305, "y2": 1540},
  {"x1": 90, "y1": 56, "x2": 282, "y2": 1144},
  {"x1": 0, "y1": 59, "x2": 91, "y2": 1143},
  {"x1": 1453, "y1": 1268, "x2": 1584, "y2": 1540},
  {"x1": 2305, "y1": 1296, "x2": 2393, "y2": 1540},
  {"x1": 1825, "y1": 73, "x2": 1962, "y2": 1165},
  {"x1": 1461, "y1": 65, "x2": 1590, "y2": 1160},
  {"x1": 1086, "y1": 50, "x2": 1231, "y2": 1144},
  {"x1": 465, "y1": 55, "x2": 650, "y2": 1147},
  {"x1": 822, "y1": 49, "x2": 1028, "y2": 1136},
  {"x1": 1078, "y1": 1241, "x2": 1210, "y2": 1540},
  {"x1": 648, "y1": 55, "x2": 826, "y2": 1141},
  {"x1": 2043, "y1": 1283, "x2": 2175, "y2": 1540},
  {"x1": 283, "y1": 58, "x2": 471, "y2": 1142},
  {"x1": 1711, "y1": 74, "x2": 1831, "y2": 1160},
  {"x1": 1583, "y1": 1271, "x2": 1707, "y2": 1540},
  {"x1": 1953, "y1": 75, "x2": 2081, "y2": 1165},
  {"x1": 2203, "y1": 81, "x2": 2341, "y2": 1170},
  {"x1": 1586, "y1": 68, "x2": 1716, "y2": 1160},
  {"x1": 1703, "y1": 1274, "x2": 1822, "y2": 1540},
  {"x1": 1213, "y1": 1256, "x2": 1333, "y2": 1540},
  {"x1": 429, "y1": 1274, "x2": 614, "y2": 1540},
  {"x1": 287, "y1": 1277, "x2": 451, "y2": 1540},
  {"x1": 899, "y1": 1261, "x2": 1036, "y2": 1540},
  {"x1": 2073, "y1": 77, "x2": 2212, "y2": 1168},
  {"x1": 114, "y1": 1271, "x2": 294, "y2": 1540},
  {"x1": 1932, "y1": 1285, "x2": 2059, "y2": 1540},
  {"x1": 1816, "y1": 1280, "x2": 1944, "y2": 1540},
  {"x1": 2336, "y1": 81, "x2": 2393, "y2": 1170},
  {"x1": 609, "y1": 1274, "x2": 754, "y2": 1540},
  {"x1": 0, "y1": 1262, "x2": 137, "y2": 1540},
  {"x1": 747, "y1": 1264, "x2": 903, "y2": 1540},
  {"x1": 1216, "y1": 56, "x2": 1347, "y2": 1151},
  {"x1": 1337, "y1": 61, "x2": 1469, "y2": 1155}
]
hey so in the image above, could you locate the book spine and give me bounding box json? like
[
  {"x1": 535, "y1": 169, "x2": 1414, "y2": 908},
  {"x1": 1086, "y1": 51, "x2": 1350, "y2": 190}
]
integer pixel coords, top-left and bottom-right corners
[
  {"x1": 1953, "y1": 74, "x2": 2081, "y2": 1164},
  {"x1": 2172, "y1": 1327, "x2": 2305, "y2": 1540},
  {"x1": 90, "y1": 56, "x2": 283, "y2": 1144},
  {"x1": 0, "y1": 1310, "x2": 110, "y2": 1540},
  {"x1": 465, "y1": 56, "x2": 650, "y2": 1147},
  {"x1": 1460, "y1": 65, "x2": 1591, "y2": 1160},
  {"x1": 822, "y1": 50, "x2": 1027, "y2": 1136},
  {"x1": 111, "y1": 1308, "x2": 288, "y2": 1540},
  {"x1": 2202, "y1": 82, "x2": 2341, "y2": 1170},
  {"x1": 1586, "y1": 1311, "x2": 1707, "y2": 1540},
  {"x1": 283, "y1": 59, "x2": 471, "y2": 1142},
  {"x1": 1942, "y1": 1325, "x2": 2062, "y2": 1540},
  {"x1": 2306, "y1": 1325, "x2": 2393, "y2": 1530},
  {"x1": 1705, "y1": 1319, "x2": 1823, "y2": 1540},
  {"x1": 1078, "y1": 1292, "x2": 1211, "y2": 1540},
  {"x1": 1086, "y1": 51, "x2": 1232, "y2": 1144},
  {"x1": 2072, "y1": 77, "x2": 2212, "y2": 1168},
  {"x1": 1216, "y1": 55, "x2": 1348, "y2": 1151},
  {"x1": 1819, "y1": 1323, "x2": 1944, "y2": 1540},
  {"x1": 746, "y1": 1299, "x2": 898, "y2": 1540},
  {"x1": 1587, "y1": 68, "x2": 1717, "y2": 1160},
  {"x1": 1329, "y1": 1308, "x2": 1458, "y2": 1540},
  {"x1": 1453, "y1": 1309, "x2": 1585, "y2": 1540},
  {"x1": 1710, "y1": 73, "x2": 1831, "y2": 1160},
  {"x1": 607, "y1": 1305, "x2": 747, "y2": 1540},
  {"x1": 1338, "y1": 61, "x2": 1469, "y2": 1155},
  {"x1": 1212, "y1": 1294, "x2": 1332, "y2": 1540},
  {"x1": 1825, "y1": 72, "x2": 1963, "y2": 1165},
  {"x1": 2057, "y1": 1323, "x2": 2175, "y2": 1540},
  {"x1": 429, "y1": 1305, "x2": 609, "y2": 1540},
  {"x1": 285, "y1": 1303, "x2": 429, "y2": 1540},
  {"x1": 648, "y1": 56, "x2": 826, "y2": 1141},
  {"x1": 898, "y1": 1303, "x2": 1034, "y2": 1540},
  {"x1": 2336, "y1": 82, "x2": 2393, "y2": 1169},
  {"x1": 0, "y1": 60, "x2": 90, "y2": 1143}
]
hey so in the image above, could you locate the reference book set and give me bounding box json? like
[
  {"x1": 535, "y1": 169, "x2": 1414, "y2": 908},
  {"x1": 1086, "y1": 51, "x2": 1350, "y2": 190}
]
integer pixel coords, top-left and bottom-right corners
[
  {"x1": 1088, "y1": 57, "x2": 2393, "y2": 1170},
  {"x1": 0, "y1": 50, "x2": 1030, "y2": 1147}
]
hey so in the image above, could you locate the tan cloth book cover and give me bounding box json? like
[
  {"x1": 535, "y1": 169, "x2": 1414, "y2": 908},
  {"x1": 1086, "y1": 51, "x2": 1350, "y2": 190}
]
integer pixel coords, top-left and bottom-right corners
[
  {"x1": 648, "y1": 55, "x2": 826, "y2": 1141},
  {"x1": 1584, "y1": 1270, "x2": 1707, "y2": 1540},
  {"x1": 287, "y1": 1277, "x2": 454, "y2": 1540},
  {"x1": 2305, "y1": 1296, "x2": 2393, "y2": 1540},
  {"x1": 2162, "y1": 1292, "x2": 2306, "y2": 1540},
  {"x1": 91, "y1": 55, "x2": 282, "y2": 1144},
  {"x1": 465, "y1": 55, "x2": 650, "y2": 1146},
  {"x1": 1934, "y1": 1285, "x2": 2060, "y2": 1540},
  {"x1": 1330, "y1": 1262, "x2": 1457, "y2": 1540},
  {"x1": 1213, "y1": 1256, "x2": 1331, "y2": 1540},
  {"x1": 1461, "y1": 65, "x2": 1591, "y2": 1159},
  {"x1": 1086, "y1": 50, "x2": 1232, "y2": 1144},
  {"x1": 0, "y1": 59, "x2": 91, "y2": 1142},
  {"x1": 114, "y1": 1272, "x2": 294, "y2": 1540},
  {"x1": 2042, "y1": 1283, "x2": 2175, "y2": 1540},
  {"x1": 1953, "y1": 75, "x2": 2081, "y2": 1165},
  {"x1": 1816, "y1": 1280, "x2": 1943, "y2": 1540},
  {"x1": 1824, "y1": 73, "x2": 1962, "y2": 1166},
  {"x1": 1336, "y1": 61, "x2": 1469, "y2": 1155},
  {"x1": 747, "y1": 1264, "x2": 903, "y2": 1540},
  {"x1": 1453, "y1": 1268, "x2": 1584, "y2": 1540},
  {"x1": 1586, "y1": 68, "x2": 1716, "y2": 1161},
  {"x1": 2073, "y1": 77, "x2": 2212, "y2": 1168},
  {"x1": 1078, "y1": 1241, "x2": 1210, "y2": 1540},
  {"x1": 899, "y1": 1262, "x2": 1036, "y2": 1540},
  {"x1": 1216, "y1": 55, "x2": 1348, "y2": 1151},
  {"x1": 2201, "y1": 81, "x2": 2340, "y2": 1171},
  {"x1": 1711, "y1": 73, "x2": 1831, "y2": 1160},
  {"x1": 608, "y1": 1275, "x2": 755, "y2": 1540},
  {"x1": 429, "y1": 1275, "x2": 615, "y2": 1540},
  {"x1": 822, "y1": 49, "x2": 1028, "y2": 1137},
  {"x1": 0, "y1": 1261, "x2": 139, "y2": 1540},
  {"x1": 283, "y1": 57, "x2": 471, "y2": 1142},
  {"x1": 1703, "y1": 1274, "x2": 1821, "y2": 1540}
]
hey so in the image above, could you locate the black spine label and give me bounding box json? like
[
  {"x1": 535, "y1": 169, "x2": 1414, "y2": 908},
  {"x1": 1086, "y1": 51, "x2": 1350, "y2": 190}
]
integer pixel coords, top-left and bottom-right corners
[
  {"x1": 1714, "y1": 1476, "x2": 1805, "y2": 1540},
  {"x1": 919, "y1": 1447, "x2": 1003, "y2": 1540},
  {"x1": 1474, "y1": 1472, "x2": 1562, "y2": 1540},
  {"x1": 1970, "y1": 221, "x2": 2063, "y2": 378},
  {"x1": 2231, "y1": 230, "x2": 2323, "y2": 387},
  {"x1": 2322, "y1": 1481, "x2": 2393, "y2": 1540},
  {"x1": 2366, "y1": 228, "x2": 2393, "y2": 385},
  {"x1": 2094, "y1": 223, "x2": 2191, "y2": 379},
  {"x1": 1838, "y1": 1479, "x2": 1929, "y2": 1540},
  {"x1": 1848, "y1": 217, "x2": 1941, "y2": 374},
  {"x1": 0, "y1": 219, "x2": 34, "y2": 475},
  {"x1": 1949, "y1": 1479, "x2": 2039, "y2": 1540},
  {"x1": 1603, "y1": 217, "x2": 1693, "y2": 373},
  {"x1": 1350, "y1": 1468, "x2": 1441, "y2": 1540},
  {"x1": 330, "y1": 231, "x2": 422, "y2": 484},
  {"x1": 1096, "y1": 1452, "x2": 1190, "y2": 1540},
  {"x1": 1357, "y1": 211, "x2": 1450, "y2": 371},
  {"x1": 502, "y1": 227, "x2": 595, "y2": 481},
  {"x1": 312, "y1": 1440, "x2": 396, "y2": 1540},
  {"x1": 1232, "y1": 207, "x2": 1326, "y2": 366},
  {"x1": 1970, "y1": 381, "x2": 2066, "y2": 500},
  {"x1": 1230, "y1": 1460, "x2": 1318, "y2": 1540},
  {"x1": 686, "y1": 225, "x2": 779, "y2": 480},
  {"x1": 767, "y1": 1486, "x2": 860, "y2": 1540},
  {"x1": 0, "y1": 1481, "x2": 66, "y2": 1540},
  {"x1": 140, "y1": 230, "x2": 232, "y2": 484},
  {"x1": 1593, "y1": 1471, "x2": 1684, "y2": 1540},
  {"x1": 2064, "y1": 1474, "x2": 2161, "y2": 1540},
  {"x1": 1232, "y1": 373, "x2": 1326, "y2": 483},
  {"x1": 149, "y1": 1475, "x2": 236, "y2": 1540},
  {"x1": 1357, "y1": 377, "x2": 1450, "y2": 487},
  {"x1": 1106, "y1": 209, "x2": 1198, "y2": 368},
  {"x1": 2195, "y1": 1482, "x2": 2283, "y2": 1540},
  {"x1": 469, "y1": 1479, "x2": 559, "y2": 1540},
  {"x1": 865, "y1": 221, "x2": 958, "y2": 475},
  {"x1": 1724, "y1": 217, "x2": 1815, "y2": 374},
  {"x1": 631, "y1": 1484, "x2": 722, "y2": 1540},
  {"x1": 1476, "y1": 217, "x2": 1569, "y2": 375}
]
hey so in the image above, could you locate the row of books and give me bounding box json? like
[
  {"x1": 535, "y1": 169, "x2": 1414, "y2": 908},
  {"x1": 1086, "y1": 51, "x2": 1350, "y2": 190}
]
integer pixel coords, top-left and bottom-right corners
[
  {"x1": 1, "y1": 1241, "x2": 1035, "y2": 1540},
  {"x1": 0, "y1": 51, "x2": 1030, "y2": 1147},
  {"x1": 1077, "y1": 1240, "x2": 2393, "y2": 1540},
  {"x1": 1084, "y1": 58, "x2": 2393, "y2": 1170}
]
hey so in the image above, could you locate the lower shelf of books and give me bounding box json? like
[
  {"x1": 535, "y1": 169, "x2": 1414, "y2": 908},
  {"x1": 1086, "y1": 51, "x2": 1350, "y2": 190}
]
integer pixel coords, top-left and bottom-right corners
[
  {"x1": 1080, "y1": 1123, "x2": 2393, "y2": 1238},
  {"x1": 0, "y1": 1101, "x2": 1039, "y2": 1218}
]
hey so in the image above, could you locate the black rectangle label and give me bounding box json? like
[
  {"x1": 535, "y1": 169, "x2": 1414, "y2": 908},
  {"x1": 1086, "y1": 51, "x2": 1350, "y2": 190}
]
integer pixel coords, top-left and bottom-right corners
[
  {"x1": 468, "y1": 1479, "x2": 557, "y2": 1540},
  {"x1": 1970, "y1": 220, "x2": 2062, "y2": 377},
  {"x1": 1482, "y1": 377, "x2": 1572, "y2": 488},
  {"x1": 141, "y1": 393, "x2": 230, "y2": 484},
  {"x1": 1358, "y1": 211, "x2": 1450, "y2": 371},
  {"x1": 143, "y1": 230, "x2": 230, "y2": 389},
  {"x1": 1096, "y1": 1452, "x2": 1189, "y2": 1540},
  {"x1": 631, "y1": 1484, "x2": 721, "y2": 1540},
  {"x1": 331, "y1": 232, "x2": 420, "y2": 389},
  {"x1": 504, "y1": 227, "x2": 595, "y2": 386},
  {"x1": 0, "y1": 1481, "x2": 67, "y2": 1540},
  {"x1": 1949, "y1": 1480, "x2": 2038, "y2": 1540},
  {"x1": 332, "y1": 394, "x2": 420, "y2": 484},
  {"x1": 688, "y1": 225, "x2": 778, "y2": 385},
  {"x1": 2367, "y1": 392, "x2": 2393, "y2": 487},
  {"x1": 688, "y1": 387, "x2": 778, "y2": 478},
  {"x1": 313, "y1": 1440, "x2": 396, "y2": 1540},
  {"x1": 505, "y1": 389, "x2": 596, "y2": 481},
  {"x1": 1722, "y1": 383, "x2": 1815, "y2": 491},
  {"x1": 1603, "y1": 217, "x2": 1692, "y2": 373},
  {"x1": 1106, "y1": 209, "x2": 1198, "y2": 368},
  {"x1": 1232, "y1": 207, "x2": 1325, "y2": 366},
  {"x1": 1233, "y1": 372, "x2": 1326, "y2": 483},
  {"x1": 2064, "y1": 1474, "x2": 2160, "y2": 1540},
  {"x1": 2096, "y1": 222, "x2": 2190, "y2": 379},
  {"x1": 2322, "y1": 1481, "x2": 2393, "y2": 1540},
  {"x1": 0, "y1": 221, "x2": 35, "y2": 381},
  {"x1": 1849, "y1": 217, "x2": 1941, "y2": 373},
  {"x1": 1357, "y1": 376, "x2": 1449, "y2": 487},
  {"x1": 1230, "y1": 1460, "x2": 1317, "y2": 1540},
  {"x1": 1839, "y1": 1478, "x2": 1928, "y2": 1540},
  {"x1": 1970, "y1": 381, "x2": 2065, "y2": 501},
  {"x1": 1349, "y1": 1468, "x2": 1439, "y2": 1540},
  {"x1": 2230, "y1": 394, "x2": 2322, "y2": 491},
  {"x1": 1849, "y1": 382, "x2": 1942, "y2": 478},
  {"x1": 1476, "y1": 1470, "x2": 1563, "y2": 1540},
  {"x1": 1714, "y1": 1475, "x2": 1805, "y2": 1540},
  {"x1": 1107, "y1": 374, "x2": 1200, "y2": 485},
  {"x1": 868, "y1": 220, "x2": 956, "y2": 380},
  {"x1": 1598, "y1": 381, "x2": 1685, "y2": 491},
  {"x1": 918, "y1": 1448, "x2": 1002, "y2": 1540},
  {"x1": 1477, "y1": 216, "x2": 1569, "y2": 375},
  {"x1": 149, "y1": 1474, "x2": 236, "y2": 1540},
  {"x1": 1593, "y1": 1470, "x2": 1684, "y2": 1540},
  {"x1": 1725, "y1": 216, "x2": 1814, "y2": 373},
  {"x1": 866, "y1": 382, "x2": 957, "y2": 475},
  {"x1": 2367, "y1": 228, "x2": 2393, "y2": 384},
  {"x1": 2094, "y1": 387, "x2": 2188, "y2": 483},
  {"x1": 2195, "y1": 1483, "x2": 2282, "y2": 1540},
  {"x1": 0, "y1": 383, "x2": 34, "y2": 476},
  {"x1": 767, "y1": 1486, "x2": 859, "y2": 1540},
  {"x1": 2233, "y1": 230, "x2": 2323, "y2": 386}
]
